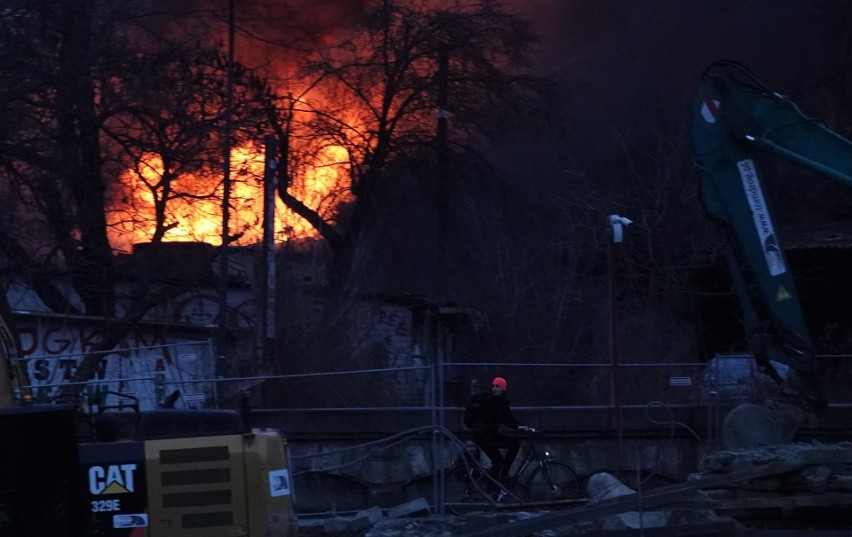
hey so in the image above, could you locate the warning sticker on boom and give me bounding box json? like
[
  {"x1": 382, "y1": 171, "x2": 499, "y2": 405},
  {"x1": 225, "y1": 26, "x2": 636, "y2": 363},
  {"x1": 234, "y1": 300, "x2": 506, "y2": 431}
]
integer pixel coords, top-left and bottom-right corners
[{"x1": 738, "y1": 159, "x2": 787, "y2": 276}]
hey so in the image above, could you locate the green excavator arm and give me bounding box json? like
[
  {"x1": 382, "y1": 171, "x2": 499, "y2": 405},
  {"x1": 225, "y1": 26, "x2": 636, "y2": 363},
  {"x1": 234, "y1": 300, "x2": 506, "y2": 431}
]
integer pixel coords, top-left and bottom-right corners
[{"x1": 692, "y1": 61, "x2": 852, "y2": 412}]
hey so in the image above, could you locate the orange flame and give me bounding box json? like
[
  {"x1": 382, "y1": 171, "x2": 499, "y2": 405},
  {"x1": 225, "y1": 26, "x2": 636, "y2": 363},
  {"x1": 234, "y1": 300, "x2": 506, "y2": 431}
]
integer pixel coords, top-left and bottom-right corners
[{"x1": 106, "y1": 142, "x2": 351, "y2": 253}]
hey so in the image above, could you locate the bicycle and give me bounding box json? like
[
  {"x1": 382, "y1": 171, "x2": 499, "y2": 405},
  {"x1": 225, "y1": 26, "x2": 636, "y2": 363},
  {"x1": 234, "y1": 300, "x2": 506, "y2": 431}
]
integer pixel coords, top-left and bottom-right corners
[{"x1": 443, "y1": 428, "x2": 581, "y2": 513}]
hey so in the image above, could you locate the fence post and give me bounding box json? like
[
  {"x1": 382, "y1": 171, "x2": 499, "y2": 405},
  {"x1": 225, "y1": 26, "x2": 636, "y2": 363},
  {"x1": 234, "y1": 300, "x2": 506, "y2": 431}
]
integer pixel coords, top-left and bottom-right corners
[{"x1": 431, "y1": 362, "x2": 445, "y2": 514}]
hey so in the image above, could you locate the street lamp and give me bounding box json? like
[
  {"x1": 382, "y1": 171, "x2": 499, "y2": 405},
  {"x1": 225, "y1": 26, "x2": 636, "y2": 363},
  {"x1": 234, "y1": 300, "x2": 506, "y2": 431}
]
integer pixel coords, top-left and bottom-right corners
[
  {"x1": 608, "y1": 214, "x2": 633, "y2": 243},
  {"x1": 607, "y1": 214, "x2": 631, "y2": 478}
]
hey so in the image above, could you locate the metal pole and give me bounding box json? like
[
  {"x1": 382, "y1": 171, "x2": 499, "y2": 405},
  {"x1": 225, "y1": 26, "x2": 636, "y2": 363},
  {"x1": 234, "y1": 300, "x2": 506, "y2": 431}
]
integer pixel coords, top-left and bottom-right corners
[
  {"x1": 431, "y1": 362, "x2": 442, "y2": 514},
  {"x1": 209, "y1": 339, "x2": 220, "y2": 409},
  {"x1": 262, "y1": 135, "x2": 277, "y2": 364},
  {"x1": 607, "y1": 215, "x2": 631, "y2": 478},
  {"x1": 435, "y1": 46, "x2": 449, "y2": 294},
  {"x1": 608, "y1": 239, "x2": 623, "y2": 478},
  {"x1": 216, "y1": 0, "x2": 236, "y2": 363}
]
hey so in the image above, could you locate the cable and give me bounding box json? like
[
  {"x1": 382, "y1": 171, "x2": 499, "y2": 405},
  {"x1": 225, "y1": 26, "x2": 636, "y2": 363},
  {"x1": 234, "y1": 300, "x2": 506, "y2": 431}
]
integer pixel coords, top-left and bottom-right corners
[
  {"x1": 292, "y1": 425, "x2": 527, "y2": 508},
  {"x1": 703, "y1": 60, "x2": 820, "y2": 131},
  {"x1": 586, "y1": 401, "x2": 703, "y2": 513},
  {"x1": 292, "y1": 425, "x2": 475, "y2": 475},
  {"x1": 639, "y1": 400, "x2": 706, "y2": 490}
]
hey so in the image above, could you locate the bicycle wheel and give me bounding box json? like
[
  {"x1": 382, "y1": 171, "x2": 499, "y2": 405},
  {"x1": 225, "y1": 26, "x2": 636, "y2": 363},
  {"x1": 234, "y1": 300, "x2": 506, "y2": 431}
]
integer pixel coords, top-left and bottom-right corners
[
  {"x1": 443, "y1": 465, "x2": 491, "y2": 514},
  {"x1": 525, "y1": 461, "x2": 581, "y2": 503}
]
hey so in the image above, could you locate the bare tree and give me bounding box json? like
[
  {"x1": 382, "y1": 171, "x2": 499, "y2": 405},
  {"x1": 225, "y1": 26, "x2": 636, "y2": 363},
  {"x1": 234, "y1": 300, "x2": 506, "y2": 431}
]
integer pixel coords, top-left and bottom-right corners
[
  {"x1": 260, "y1": 0, "x2": 553, "y2": 288},
  {"x1": 237, "y1": 0, "x2": 561, "y2": 382},
  {"x1": 0, "y1": 1, "x2": 266, "y2": 393}
]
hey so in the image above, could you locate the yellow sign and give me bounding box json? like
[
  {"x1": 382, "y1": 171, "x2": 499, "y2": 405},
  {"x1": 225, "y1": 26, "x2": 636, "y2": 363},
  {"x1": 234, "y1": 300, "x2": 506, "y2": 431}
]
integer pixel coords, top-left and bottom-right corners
[{"x1": 776, "y1": 286, "x2": 793, "y2": 301}]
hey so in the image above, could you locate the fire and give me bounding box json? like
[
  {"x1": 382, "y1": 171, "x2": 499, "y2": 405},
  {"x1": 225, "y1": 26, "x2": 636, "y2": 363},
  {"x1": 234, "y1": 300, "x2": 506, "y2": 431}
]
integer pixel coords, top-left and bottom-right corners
[
  {"x1": 106, "y1": 141, "x2": 351, "y2": 253},
  {"x1": 104, "y1": 1, "x2": 372, "y2": 254}
]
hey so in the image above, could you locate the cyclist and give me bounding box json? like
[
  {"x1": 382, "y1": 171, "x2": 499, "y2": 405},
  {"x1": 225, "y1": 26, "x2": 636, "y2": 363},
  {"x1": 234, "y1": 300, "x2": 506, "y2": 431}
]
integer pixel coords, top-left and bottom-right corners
[{"x1": 463, "y1": 376, "x2": 530, "y2": 491}]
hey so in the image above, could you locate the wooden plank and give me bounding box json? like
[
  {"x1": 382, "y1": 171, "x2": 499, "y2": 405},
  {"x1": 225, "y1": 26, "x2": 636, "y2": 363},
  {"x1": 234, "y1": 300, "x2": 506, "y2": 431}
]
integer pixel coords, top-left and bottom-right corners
[
  {"x1": 796, "y1": 447, "x2": 852, "y2": 465},
  {"x1": 744, "y1": 529, "x2": 849, "y2": 537},
  {"x1": 670, "y1": 492, "x2": 852, "y2": 511},
  {"x1": 575, "y1": 520, "x2": 738, "y2": 536}
]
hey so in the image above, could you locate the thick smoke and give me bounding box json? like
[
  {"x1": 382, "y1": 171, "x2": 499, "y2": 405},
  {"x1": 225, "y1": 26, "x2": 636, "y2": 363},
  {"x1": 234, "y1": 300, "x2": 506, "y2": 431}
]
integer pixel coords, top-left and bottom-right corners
[{"x1": 142, "y1": 0, "x2": 372, "y2": 75}]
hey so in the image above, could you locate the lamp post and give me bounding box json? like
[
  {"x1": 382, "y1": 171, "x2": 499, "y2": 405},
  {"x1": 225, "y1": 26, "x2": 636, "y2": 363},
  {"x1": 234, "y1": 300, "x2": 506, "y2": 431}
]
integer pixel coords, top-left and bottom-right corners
[
  {"x1": 217, "y1": 0, "x2": 236, "y2": 365},
  {"x1": 607, "y1": 214, "x2": 631, "y2": 477}
]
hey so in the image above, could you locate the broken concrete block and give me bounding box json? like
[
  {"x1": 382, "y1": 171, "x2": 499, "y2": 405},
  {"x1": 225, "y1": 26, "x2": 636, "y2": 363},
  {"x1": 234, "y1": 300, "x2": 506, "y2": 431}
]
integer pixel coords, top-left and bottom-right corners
[
  {"x1": 602, "y1": 510, "x2": 668, "y2": 530},
  {"x1": 587, "y1": 472, "x2": 669, "y2": 530},
  {"x1": 587, "y1": 472, "x2": 636, "y2": 501},
  {"x1": 386, "y1": 497, "x2": 430, "y2": 518},
  {"x1": 322, "y1": 517, "x2": 348, "y2": 533},
  {"x1": 721, "y1": 404, "x2": 802, "y2": 449},
  {"x1": 347, "y1": 506, "x2": 384, "y2": 532}
]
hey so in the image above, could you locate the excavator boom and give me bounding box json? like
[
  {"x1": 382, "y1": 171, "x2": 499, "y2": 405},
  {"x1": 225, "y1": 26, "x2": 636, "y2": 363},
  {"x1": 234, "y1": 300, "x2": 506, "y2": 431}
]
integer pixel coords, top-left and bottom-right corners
[{"x1": 692, "y1": 61, "x2": 852, "y2": 413}]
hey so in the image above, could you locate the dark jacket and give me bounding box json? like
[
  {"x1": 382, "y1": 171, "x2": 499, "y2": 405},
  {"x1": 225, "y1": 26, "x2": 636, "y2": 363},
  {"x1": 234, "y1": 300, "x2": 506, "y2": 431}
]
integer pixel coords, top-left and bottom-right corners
[{"x1": 467, "y1": 392, "x2": 521, "y2": 440}]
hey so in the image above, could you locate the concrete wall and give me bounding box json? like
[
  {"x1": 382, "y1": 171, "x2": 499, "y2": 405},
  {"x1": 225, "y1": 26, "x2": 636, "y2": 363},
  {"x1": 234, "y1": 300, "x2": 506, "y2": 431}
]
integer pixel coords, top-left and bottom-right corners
[
  {"x1": 253, "y1": 406, "x2": 714, "y2": 514},
  {"x1": 253, "y1": 404, "x2": 852, "y2": 514}
]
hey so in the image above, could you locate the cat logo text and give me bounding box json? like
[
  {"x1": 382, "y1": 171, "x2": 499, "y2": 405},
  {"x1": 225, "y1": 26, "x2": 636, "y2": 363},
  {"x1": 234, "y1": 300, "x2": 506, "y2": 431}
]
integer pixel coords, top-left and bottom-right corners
[{"x1": 89, "y1": 464, "x2": 137, "y2": 495}]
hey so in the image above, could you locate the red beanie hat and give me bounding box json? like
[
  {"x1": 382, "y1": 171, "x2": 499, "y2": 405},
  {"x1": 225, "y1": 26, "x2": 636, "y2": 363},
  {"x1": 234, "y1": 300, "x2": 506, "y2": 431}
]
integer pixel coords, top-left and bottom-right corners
[{"x1": 492, "y1": 377, "x2": 507, "y2": 391}]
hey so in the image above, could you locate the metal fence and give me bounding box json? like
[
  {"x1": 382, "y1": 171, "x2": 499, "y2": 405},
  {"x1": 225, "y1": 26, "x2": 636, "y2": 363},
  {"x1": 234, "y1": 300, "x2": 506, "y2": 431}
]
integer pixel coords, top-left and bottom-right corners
[
  {"x1": 21, "y1": 339, "x2": 216, "y2": 410},
  {"x1": 215, "y1": 355, "x2": 852, "y2": 409},
  {"x1": 21, "y1": 350, "x2": 852, "y2": 411},
  {"x1": 18, "y1": 351, "x2": 852, "y2": 517},
  {"x1": 203, "y1": 361, "x2": 708, "y2": 409}
]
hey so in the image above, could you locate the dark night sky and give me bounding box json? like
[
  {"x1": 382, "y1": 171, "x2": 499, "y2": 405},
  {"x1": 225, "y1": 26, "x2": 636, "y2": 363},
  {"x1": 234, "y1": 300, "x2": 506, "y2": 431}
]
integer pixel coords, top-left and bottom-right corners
[
  {"x1": 519, "y1": 1, "x2": 848, "y2": 102},
  {"x1": 237, "y1": 1, "x2": 851, "y2": 141},
  {"x1": 160, "y1": 0, "x2": 852, "y2": 214},
  {"x1": 495, "y1": 1, "x2": 852, "y2": 182},
  {"x1": 501, "y1": 1, "x2": 852, "y2": 357}
]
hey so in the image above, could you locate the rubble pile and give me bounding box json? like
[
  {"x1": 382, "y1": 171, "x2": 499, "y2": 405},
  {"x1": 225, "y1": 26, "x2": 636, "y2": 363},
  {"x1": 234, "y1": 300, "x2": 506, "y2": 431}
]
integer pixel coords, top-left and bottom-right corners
[
  {"x1": 699, "y1": 441, "x2": 852, "y2": 494},
  {"x1": 690, "y1": 441, "x2": 852, "y2": 530},
  {"x1": 301, "y1": 442, "x2": 852, "y2": 536}
]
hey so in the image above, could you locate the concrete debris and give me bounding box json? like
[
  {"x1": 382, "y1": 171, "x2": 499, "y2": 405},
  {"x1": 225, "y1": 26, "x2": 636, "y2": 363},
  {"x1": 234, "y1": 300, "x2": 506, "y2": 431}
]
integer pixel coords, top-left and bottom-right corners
[
  {"x1": 586, "y1": 472, "x2": 636, "y2": 500},
  {"x1": 700, "y1": 440, "x2": 852, "y2": 474},
  {"x1": 588, "y1": 473, "x2": 657, "y2": 529},
  {"x1": 385, "y1": 497, "x2": 430, "y2": 518},
  {"x1": 306, "y1": 442, "x2": 852, "y2": 536},
  {"x1": 320, "y1": 516, "x2": 349, "y2": 534},
  {"x1": 697, "y1": 440, "x2": 852, "y2": 499},
  {"x1": 302, "y1": 497, "x2": 446, "y2": 535},
  {"x1": 587, "y1": 472, "x2": 697, "y2": 531},
  {"x1": 721, "y1": 403, "x2": 806, "y2": 449},
  {"x1": 303, "y1": 507, "x2": 552, "y2": 536},
  {"x1": 364, "y1": 516, "x2": 463, "y2": 537},
  {"x1": 683, "y1": 440, "x2": 852, "y2": 531},
  {"x1": 348, "y1": 506, "x2": 384, "y2": 533}
]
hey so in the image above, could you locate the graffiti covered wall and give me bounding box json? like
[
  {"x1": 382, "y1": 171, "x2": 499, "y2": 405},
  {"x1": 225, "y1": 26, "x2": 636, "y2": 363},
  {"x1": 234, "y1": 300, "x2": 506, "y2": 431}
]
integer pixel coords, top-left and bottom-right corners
[{"x1": 18, "y1": 320, "x2": 216, "y2": 411}]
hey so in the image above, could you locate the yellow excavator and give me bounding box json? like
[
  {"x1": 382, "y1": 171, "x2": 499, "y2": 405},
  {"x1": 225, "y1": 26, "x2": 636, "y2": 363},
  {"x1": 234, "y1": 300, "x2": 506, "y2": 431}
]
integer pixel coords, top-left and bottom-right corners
[{"x1": 0, "y1": 312, "x2": 298, "y2": 536}]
